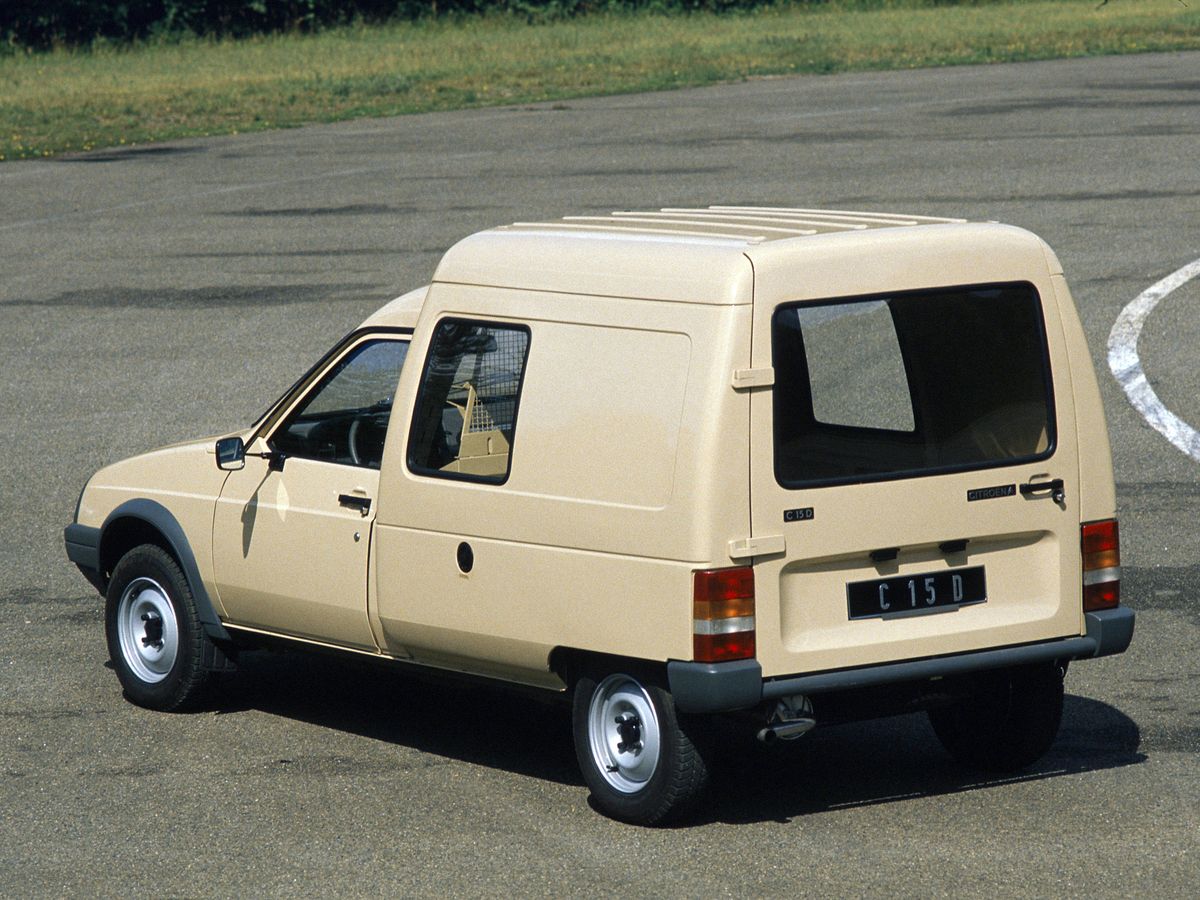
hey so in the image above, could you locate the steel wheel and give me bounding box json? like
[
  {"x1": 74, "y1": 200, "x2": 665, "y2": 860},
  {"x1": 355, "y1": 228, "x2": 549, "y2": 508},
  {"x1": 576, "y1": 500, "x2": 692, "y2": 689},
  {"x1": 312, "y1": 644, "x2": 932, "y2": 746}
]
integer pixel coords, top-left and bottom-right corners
[
  {"x1": 115, "y1": 576, "x2": 180, "y2": 684},
  {"x1": 572, "y1": 668, "x2": 709, "y2": 824},
  {"x1": 105, "y1": 544, "x2": 213, "y2": 711},
  {"x1": 587, "y1": 674, "x2": 663, "y2": 794}
]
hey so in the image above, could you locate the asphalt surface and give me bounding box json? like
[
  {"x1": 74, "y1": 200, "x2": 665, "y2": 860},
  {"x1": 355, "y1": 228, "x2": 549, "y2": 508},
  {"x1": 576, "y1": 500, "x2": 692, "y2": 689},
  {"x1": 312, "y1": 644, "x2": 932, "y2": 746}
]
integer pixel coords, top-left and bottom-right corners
[{"x1": 2, "y1": 51, "x2": 1198, "y2": 897}]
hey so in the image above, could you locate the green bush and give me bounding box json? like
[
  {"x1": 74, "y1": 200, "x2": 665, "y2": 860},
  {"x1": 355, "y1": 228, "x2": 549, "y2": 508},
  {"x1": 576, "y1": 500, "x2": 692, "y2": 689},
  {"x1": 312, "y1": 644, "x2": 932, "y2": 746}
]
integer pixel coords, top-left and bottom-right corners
[
  {"x1": 0, "y1": 2, "x2": 1032, "y2": 50},
  {"x1": 0, "y1": 1, "x2": 766, "y2": 50}
]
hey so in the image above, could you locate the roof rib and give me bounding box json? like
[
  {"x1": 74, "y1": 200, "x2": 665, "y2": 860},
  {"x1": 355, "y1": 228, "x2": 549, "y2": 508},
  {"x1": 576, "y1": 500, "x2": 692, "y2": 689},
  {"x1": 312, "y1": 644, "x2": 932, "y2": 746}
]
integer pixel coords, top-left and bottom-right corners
[{"x1": 500, "y1": 206, "x2": 967, "y2": 244}]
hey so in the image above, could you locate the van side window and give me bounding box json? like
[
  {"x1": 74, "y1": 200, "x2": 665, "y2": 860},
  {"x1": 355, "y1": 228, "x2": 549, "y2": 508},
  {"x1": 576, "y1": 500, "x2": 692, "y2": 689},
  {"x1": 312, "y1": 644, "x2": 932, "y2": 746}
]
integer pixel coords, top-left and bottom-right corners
[
  {"x1": 407, "y1": 319, "x2": 531, "y2": 483},
  {"x1": 772, "y1": 283, "x2": 1055, "y2": 488}
]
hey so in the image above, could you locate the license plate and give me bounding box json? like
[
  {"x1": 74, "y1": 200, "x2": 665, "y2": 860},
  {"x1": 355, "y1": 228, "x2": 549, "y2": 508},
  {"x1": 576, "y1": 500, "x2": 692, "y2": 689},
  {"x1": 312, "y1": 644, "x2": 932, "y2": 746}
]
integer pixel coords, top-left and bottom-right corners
[{"x1": 847, "y1": 566, "x2": 986, "y2": 620}]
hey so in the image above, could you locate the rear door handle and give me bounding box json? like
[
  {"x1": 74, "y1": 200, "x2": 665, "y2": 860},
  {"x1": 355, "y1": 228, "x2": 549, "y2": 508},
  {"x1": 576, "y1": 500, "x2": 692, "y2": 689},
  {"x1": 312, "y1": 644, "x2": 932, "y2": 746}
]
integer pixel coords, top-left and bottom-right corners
[
  {"x1": 1019, "y1": 478, "x2": 1064, "y2": 503},
  {"x1": 338, "y1": 493, "x2": 372, "y2": 515}
]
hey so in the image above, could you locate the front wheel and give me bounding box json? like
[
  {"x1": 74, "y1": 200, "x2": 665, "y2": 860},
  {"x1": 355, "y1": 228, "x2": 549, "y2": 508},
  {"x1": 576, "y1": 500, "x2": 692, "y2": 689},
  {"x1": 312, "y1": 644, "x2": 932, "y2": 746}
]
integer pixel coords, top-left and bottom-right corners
[
  {"x1": 105, "y1": 544, "x2": 212, "y2": 711},
  {"x1": 572, "y1": 671, "x2": 708, "y2": 825},
  {"x1": 928, "y1": 663, "x2": 1065, "y2": 772}
]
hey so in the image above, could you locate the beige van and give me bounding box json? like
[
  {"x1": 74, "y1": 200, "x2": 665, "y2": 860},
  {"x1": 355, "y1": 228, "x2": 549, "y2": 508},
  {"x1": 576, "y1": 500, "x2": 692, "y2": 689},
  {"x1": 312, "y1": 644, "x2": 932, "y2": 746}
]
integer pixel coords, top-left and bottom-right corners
[{"x1": 65, "y1": 207, "x2": 1133, "y2": 824}]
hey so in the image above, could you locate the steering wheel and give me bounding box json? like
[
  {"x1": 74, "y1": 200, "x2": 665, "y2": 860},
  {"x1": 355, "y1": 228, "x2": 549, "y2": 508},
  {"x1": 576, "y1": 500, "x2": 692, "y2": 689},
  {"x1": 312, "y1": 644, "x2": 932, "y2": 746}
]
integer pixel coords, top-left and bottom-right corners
[
  {"x1": 348, "y1": 416, "x2": 366, "y2": 467},
  {"x1": 348, "y1": 412, "x2": 390, "y2": 468}
]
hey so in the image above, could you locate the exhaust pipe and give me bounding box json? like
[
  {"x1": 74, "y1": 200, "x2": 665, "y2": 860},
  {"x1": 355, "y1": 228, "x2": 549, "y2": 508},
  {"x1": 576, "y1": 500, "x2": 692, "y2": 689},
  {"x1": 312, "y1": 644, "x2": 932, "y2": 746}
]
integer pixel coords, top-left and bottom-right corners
[
  {"x1": 756, "y1": 696, "x2": 816, "y2": 743},
  {"x1": 756, "y1": 717, "x2": 816, "y2": 744}
]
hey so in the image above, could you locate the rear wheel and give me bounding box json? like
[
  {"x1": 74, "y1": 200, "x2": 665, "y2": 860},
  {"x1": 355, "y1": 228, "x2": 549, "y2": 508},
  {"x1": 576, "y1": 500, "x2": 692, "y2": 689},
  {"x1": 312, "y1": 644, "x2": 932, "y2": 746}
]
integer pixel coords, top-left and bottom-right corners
[
  {"x1": 928, "y1": 663, "x2": 1064, "y2": 772},
  {"x1": 572, "y1": 671, "x2": 708, "y2": 825},
  {"x1": 105, "y1": 544, "x2": 212, "y2": 711}
]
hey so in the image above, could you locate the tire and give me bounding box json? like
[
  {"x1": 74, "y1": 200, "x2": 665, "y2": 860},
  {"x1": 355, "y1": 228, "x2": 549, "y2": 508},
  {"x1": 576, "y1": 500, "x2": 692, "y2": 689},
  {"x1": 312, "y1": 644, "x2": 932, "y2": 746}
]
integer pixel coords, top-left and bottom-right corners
[
  {"x1": 572, "y1": 670, "x2": 709, "y2": 825},
  {"x1": 928, "y1": 663, "x2": 1065, "y2": 772},
  {"x1": 104, "y1": 544, "x2": 212, "y2": 711}
]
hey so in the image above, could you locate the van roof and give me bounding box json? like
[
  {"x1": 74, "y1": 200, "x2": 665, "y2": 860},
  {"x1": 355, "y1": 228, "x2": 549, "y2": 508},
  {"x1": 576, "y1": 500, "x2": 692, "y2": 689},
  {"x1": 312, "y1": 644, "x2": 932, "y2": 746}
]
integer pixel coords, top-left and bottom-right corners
[
  {"x1": 426, "y1": 206, "x2": 998, "y2": 306},
  {"x1": 360, "y1": 208, "x2": 1053, "y2": 323},
  {"x1": 361, "y1": 284, "x2": 426, "y2": 330}
]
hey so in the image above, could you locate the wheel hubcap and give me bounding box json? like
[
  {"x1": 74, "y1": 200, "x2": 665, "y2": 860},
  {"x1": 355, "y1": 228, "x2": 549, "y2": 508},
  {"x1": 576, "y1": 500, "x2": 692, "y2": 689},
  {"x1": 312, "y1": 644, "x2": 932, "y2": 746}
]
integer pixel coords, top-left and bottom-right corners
[
  {"x1": 587, "y1": 675, "x2": 661, "y2": 794},
  {"x1": 614, "y1": 711, "x2": 642, "y2": 754},
  {"x1": 116, "y1": 577, "x2": 179, "y2": 684}
]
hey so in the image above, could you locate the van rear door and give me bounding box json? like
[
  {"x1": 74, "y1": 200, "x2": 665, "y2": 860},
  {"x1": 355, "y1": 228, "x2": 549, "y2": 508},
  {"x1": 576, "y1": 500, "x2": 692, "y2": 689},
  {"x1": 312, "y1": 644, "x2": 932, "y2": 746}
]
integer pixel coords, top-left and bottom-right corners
[{"x1": 747, "y1": 241, "x2": 1082, "y2": 679}]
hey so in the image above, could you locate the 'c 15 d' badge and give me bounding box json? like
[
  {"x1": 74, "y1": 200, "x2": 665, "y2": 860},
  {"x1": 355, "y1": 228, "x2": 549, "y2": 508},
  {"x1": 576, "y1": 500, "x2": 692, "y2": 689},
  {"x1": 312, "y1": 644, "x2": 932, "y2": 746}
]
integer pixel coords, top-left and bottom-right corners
[{"x1": 784, "y1": 507, "x2": 814, "y2": 523}]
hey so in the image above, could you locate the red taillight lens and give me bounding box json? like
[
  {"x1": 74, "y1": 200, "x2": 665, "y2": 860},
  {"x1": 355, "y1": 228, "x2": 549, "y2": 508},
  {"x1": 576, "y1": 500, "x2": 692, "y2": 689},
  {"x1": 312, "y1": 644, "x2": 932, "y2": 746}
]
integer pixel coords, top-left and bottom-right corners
[
  {"x1": 693, "y1": 567, "x2": 756, "y2": 662},
  {"x1": 693, "y1": 631, "x2": 757, "y2": 662},
  {"x1": 1082, "y1": 519, "x2": 1120, "y2": 611}
]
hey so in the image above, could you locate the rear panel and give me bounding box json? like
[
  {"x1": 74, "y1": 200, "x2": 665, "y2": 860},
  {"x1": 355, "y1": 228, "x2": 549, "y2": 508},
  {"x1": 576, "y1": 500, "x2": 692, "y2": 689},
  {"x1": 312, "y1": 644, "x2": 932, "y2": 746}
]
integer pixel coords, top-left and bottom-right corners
[{"x1": 747, "y1": 229, "x2": 1083, "y2": 678}]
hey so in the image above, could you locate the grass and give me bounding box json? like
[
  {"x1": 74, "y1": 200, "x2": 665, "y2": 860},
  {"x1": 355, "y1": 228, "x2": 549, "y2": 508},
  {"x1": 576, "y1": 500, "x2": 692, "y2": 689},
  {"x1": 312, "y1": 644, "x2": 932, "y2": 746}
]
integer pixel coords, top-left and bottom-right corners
[{"x1": 2, "y1": 0, "x2": 1198, "y2": 161}]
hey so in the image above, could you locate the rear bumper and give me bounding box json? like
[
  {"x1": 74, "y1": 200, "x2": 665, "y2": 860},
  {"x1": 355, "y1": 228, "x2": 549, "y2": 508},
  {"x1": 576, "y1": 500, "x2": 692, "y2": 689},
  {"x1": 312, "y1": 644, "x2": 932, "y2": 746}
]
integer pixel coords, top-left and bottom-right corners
[
  {"x1": 1085, "y1": 606, "x2": 1135, "y2": 657},
  {"x1": 668, "y1": 606, "x2": 1136, "y2": 714}
]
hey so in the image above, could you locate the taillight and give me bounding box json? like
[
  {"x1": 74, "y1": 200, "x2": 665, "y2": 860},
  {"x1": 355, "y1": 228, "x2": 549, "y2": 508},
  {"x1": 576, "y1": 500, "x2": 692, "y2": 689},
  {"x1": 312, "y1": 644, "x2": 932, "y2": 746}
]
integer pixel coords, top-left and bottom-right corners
[
  {"x1": 693, "y1": 567, "x2": 756, "y2": 662},
  {"x1": 1082, "y1": 519, "x2": 1120, "y2": 611}
]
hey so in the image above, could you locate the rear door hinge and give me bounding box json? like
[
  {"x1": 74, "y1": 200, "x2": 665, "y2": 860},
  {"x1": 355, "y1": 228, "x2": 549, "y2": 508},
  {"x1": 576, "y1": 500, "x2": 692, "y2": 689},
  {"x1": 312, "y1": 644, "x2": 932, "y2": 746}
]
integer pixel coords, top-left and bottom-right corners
[
  {"x1": 728, "y1": 534, "x2": 786, "y2": 560},
  {"x1": 732, "y1": 367, "x2": 775, "y2": 391}
]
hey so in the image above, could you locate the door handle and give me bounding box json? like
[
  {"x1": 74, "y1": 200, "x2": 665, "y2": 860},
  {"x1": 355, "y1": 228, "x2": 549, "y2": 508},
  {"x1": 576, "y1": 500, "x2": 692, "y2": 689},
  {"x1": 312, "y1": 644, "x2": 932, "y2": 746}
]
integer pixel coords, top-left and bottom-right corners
[
  {"x1": 338, "y1": 493, "x2": 372, "y2": 516},
  {"x1": 1019, "y1": 478, "x2": 1064, "y2": 503}
]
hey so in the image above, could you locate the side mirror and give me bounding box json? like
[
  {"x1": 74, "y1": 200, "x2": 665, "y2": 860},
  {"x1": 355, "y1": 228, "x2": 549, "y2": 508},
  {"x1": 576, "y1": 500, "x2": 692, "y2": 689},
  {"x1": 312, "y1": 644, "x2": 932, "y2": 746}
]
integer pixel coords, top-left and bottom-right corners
[{"x1": 215, "y1": 436, "x2": 246, "y2": 471}]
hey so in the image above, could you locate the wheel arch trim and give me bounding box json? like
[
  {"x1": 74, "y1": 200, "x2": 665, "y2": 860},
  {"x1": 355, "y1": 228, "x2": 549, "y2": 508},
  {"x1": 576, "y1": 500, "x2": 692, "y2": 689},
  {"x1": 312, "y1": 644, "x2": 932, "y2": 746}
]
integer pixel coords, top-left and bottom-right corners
[{"x1": 99, "y1": 498, "x2": 231, "y2": 642}]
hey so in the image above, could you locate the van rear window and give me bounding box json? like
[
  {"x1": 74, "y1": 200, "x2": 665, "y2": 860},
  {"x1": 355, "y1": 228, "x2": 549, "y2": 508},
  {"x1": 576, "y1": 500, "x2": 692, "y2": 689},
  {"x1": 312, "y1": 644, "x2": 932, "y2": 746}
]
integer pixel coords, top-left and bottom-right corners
[{"x1": 772, "y1": 283, "x2": 1055, "y2": 488}]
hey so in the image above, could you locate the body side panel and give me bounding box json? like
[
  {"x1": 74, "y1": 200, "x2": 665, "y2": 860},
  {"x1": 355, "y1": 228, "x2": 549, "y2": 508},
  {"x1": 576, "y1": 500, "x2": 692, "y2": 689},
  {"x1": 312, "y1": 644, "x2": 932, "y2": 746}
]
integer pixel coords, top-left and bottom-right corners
[
  {"x1": 370, "y1": 282, "x2": 753, "y2": 675},
  {"x1": 1050, "y1": 273, "x2": 1118, "y2": 523}
]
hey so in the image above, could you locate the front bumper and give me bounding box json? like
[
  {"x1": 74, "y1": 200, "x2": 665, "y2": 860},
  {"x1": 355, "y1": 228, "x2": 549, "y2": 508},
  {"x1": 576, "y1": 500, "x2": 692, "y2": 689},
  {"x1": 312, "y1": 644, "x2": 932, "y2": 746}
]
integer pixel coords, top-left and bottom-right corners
[
  {"x1": 668, "y1": 606, "x2": 1136, "y2": 714},
  {"x1": 64, "y1": 523, "x2": 104, "y2": 591}
]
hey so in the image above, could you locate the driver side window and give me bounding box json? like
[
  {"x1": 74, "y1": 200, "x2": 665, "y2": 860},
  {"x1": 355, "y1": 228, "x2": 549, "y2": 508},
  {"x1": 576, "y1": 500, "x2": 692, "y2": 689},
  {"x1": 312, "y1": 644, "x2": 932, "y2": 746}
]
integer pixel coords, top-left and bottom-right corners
[{"x1": 271, "y1": 337, "x2": 409, "y2": 469}]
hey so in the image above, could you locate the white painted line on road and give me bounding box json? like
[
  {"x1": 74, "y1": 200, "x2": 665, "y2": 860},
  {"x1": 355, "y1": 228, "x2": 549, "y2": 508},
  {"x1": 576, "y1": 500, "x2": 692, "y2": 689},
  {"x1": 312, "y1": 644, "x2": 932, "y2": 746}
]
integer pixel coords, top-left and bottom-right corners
[{"x1": 1107, "y1": 258, "x2": 1200, "y2": 462}]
